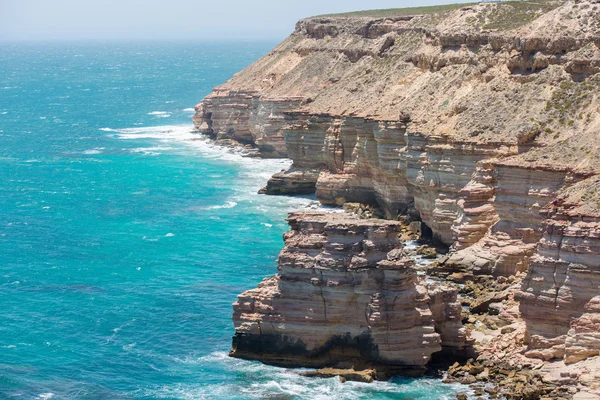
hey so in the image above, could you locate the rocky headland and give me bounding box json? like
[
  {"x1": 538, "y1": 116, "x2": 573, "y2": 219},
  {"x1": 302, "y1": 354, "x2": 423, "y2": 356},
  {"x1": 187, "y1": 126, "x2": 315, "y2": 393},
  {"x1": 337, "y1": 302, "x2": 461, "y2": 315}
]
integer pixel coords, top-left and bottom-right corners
[
  {"x1": 232, "y1": 212, "x2": 469, "y2": 376},
  {"x1": 194, "y1": 0, "x2": 600, "y2": 398}
]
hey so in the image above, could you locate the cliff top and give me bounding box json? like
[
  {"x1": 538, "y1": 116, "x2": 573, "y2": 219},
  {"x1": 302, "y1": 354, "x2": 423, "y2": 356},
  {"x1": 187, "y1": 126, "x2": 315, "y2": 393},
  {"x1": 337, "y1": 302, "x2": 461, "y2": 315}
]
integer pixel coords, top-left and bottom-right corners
[
  {"x1": 203, "y1": 0, "x2": 600, "y2": 173},
  {"x1": 318, "y1": 3, "x2": 478, "y2": 18},
  {"x1": 318, "y1": 0, "x2": 563, "y2": 31},
  {"x1": 287, "y1": 211, "x2": 402, "y2": 228}
]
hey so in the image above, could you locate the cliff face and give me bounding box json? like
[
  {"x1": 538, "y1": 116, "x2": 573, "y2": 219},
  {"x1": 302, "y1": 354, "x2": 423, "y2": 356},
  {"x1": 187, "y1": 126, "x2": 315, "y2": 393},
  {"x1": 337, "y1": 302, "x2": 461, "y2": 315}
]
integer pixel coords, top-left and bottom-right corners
[
  {"x1": 231, "y1": 212, "x2": 468, "y2": 372},
  {"x1": 518, "y1": 176, "x2": 600, "y2": 364},
  {"x1": 194, "y1": 0, "x2": 600, "y2": 379},
  {"x1": 194, "y1": 91, "x2": 304, "y2": 157},
  {"x1": 196, "y1": 0, "x2": 600, "y2": 244}
]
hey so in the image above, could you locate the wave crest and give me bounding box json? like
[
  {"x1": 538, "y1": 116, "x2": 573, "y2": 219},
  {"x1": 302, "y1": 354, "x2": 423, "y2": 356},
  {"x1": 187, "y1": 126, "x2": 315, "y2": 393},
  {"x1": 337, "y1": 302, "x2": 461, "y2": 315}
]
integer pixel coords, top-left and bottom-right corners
[{"x1": 148, "y1": 111, "x2": 171, "y2": 118}]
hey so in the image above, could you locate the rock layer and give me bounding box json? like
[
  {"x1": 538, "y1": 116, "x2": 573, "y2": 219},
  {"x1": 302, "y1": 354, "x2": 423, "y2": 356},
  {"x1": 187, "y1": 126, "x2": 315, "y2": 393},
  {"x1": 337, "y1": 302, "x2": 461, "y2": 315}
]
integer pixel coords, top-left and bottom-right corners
[
  {"x1": 195, "y1": 0, "x2": 600, "y2": 247},
  {"x1": 193, "y1": 0, "x2": 600, "y2": 377},
  {"x1": 194, "y1": 89, "x2": 303, "y2": 157},
  {"x1": 518, "y1": 176, "x2": 600, "y2": 364},
  {"x1": 231, "y1": 212, "x2": 467, "y2": 372}
]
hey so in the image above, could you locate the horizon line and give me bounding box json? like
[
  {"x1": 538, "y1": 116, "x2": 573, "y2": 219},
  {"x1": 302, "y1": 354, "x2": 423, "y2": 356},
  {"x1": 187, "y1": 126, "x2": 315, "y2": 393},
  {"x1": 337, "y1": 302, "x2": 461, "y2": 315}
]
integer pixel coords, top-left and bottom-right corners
[{"x1": 0, "y1": 37, "x2": 286, "y2": 44}]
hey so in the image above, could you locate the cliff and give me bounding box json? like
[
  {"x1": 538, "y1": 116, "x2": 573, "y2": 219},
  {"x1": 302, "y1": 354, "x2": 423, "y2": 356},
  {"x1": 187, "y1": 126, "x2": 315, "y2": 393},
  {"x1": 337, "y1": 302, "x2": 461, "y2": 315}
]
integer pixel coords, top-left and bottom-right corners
[
  {"x1": 231, "y1": 212, "x2": 468, "y2": 375},
  {"x1": 193, "y1": 0, "x2": 600, "y2": 395},
  {"x1": 518, "y1": 176, "x2": 600, "y2": 364}
]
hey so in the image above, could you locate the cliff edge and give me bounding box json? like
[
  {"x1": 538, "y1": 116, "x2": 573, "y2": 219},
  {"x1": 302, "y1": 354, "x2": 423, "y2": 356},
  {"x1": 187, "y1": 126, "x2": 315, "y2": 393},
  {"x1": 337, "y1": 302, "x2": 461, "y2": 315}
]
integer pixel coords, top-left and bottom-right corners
[
  {"x1": 232, "y1": 212, "x2": 469, "y2": 375},
  {"x1": 194, "y1": 0, "x2": 600, "y2": 397}
]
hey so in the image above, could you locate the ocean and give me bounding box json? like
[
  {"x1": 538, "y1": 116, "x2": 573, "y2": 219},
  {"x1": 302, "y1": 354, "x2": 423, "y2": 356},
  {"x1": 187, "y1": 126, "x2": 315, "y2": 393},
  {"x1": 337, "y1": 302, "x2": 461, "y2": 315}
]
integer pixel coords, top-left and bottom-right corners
[{"x1": 0, "y1": 42, "x2": 464, "y2": 399}]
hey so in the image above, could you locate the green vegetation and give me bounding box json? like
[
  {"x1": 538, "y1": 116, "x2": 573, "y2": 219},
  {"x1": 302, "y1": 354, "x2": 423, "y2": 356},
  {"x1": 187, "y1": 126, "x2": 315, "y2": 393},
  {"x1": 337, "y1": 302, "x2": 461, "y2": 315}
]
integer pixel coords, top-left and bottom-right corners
[
  {"x1": 319, "y1": 2, "x2": 477, "y2": 18},
  {"x1": 480, "y1": 0, "x2": 562, "y2": 30},
  {"x1": 546, "y1": 78, "x2": 598, "y2": 124},
  {"x1": 319, "y1": 0, "x2": 562, "y2": 32}
]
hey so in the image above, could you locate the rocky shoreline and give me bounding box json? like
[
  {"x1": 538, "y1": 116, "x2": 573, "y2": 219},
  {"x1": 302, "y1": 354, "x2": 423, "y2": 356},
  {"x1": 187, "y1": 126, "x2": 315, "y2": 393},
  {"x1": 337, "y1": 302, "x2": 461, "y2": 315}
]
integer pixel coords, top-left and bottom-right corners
[
  {"x1": 193, "y1": 1, "x2": 600, "y2": 398},
  {"x1": 231, "y1": 211, "x2": 469, "y2": 374}
]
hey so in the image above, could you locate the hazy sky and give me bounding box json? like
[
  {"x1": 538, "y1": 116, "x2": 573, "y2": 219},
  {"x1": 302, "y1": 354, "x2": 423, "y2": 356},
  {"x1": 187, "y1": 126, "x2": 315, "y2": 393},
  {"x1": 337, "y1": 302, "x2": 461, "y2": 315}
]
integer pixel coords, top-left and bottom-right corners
[{"x1": 0, "y1": 0, "x2": 472, "y2": 41}]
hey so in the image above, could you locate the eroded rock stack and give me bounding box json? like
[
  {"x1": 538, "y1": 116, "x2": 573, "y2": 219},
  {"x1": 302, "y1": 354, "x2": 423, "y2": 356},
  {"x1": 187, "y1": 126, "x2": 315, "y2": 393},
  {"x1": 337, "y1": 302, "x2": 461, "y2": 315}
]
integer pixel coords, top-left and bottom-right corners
[{"x1": 231, "y1": 212, "x2": 467, "y2": 373}]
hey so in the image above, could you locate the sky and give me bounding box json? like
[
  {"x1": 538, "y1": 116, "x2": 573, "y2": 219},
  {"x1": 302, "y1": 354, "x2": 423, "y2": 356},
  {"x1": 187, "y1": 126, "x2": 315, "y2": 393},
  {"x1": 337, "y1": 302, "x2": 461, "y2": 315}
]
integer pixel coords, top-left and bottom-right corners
[{"x1": 0, "y1": 0, "x2": 473, "y2": 41}]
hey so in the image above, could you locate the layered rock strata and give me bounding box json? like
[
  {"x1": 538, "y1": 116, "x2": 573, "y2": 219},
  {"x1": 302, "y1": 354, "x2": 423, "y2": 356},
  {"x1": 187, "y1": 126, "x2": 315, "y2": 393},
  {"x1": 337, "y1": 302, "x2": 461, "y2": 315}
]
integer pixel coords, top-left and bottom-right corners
[
  {"x1": 192, "y1": 0, "x2": 600, "y2": 382},
  {"x1": 440, "y1": 164, "x2": 590, "y2": 277},
  {"x1": 193, "y1": 89, "x2": 303, "y2": 157},
  {"x1": 518, "y1": 176, "x2": 600, "y2": 364},
  {"x1": 195, "y1": 0, "x2": 600, "y2": 248},
  {"x1": 231, "y1": 212, "x2": 468, "y2": 373}
]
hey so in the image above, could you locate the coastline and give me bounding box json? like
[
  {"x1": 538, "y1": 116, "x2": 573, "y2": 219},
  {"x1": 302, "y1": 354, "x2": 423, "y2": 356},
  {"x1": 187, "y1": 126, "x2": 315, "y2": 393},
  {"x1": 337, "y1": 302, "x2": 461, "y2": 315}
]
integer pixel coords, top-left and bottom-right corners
[
  {"x1": 182, "y1": 128, "x2": 494, "y2": 398},
  {"x1": 182, "y1": 127, "x2": 476, "y2": 398},
  {"x1": 0, "y1": 40, "x2": 473, "y2": 400},
  {"x1": 186, "y1": 120, "x2": 579, "y2": 399},
  {"x1": 190, "y1": 1, "x2": 600, "y2": 398},
  {"x1": 110, "y1": 123, "x2": 471, "y2": 398}
]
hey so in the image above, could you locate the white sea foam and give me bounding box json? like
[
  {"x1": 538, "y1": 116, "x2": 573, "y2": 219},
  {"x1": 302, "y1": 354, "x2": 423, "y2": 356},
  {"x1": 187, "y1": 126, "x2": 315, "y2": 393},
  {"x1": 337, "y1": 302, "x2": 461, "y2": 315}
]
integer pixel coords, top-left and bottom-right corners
[
  {"x1": 106, "y1": 125, "x2": 194, "y2": 141},
  {"x1": 182, "y1": 108, "x2": 195, "y2": 112},
  {"x1": 36, "y1": 394, "x2": 54, "y2": 400},
  {"x1": 82, "y1": 148, "x2": 104, "y2": 155},
  {"x1": 202, "y1": 201, "x2": 238, "y2": 210},
  {"x1": 129, "y1": 146, "x2": 173, "y2": 156},
  {"x1": 123, "y1": 343, "x2": 136, "y2": 351},
  {"x1": 104, "y1": 124, "x2": 327, "y2": 217},
  {"x1": 148, "y1": 111, "x2": 172, "y2": 118},
  {"x1": 140, "y1": 352, "x2": 468, "y2": 400},
  {"x1": 195, "y1": 351, "x2": 230, "y2": 363},
  {"x1": 404, "y1": 241, "x2": 419, "y2": 251}
]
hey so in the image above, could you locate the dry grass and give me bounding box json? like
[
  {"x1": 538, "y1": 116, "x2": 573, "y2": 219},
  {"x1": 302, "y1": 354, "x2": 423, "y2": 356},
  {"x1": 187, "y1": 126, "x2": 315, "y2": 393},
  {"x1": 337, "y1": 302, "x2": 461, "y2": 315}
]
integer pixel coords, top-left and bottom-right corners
[
  {"x1": 481, "y1": 0, "x2": 562, "y2": 30},
  {"x1": 319, "y1": 0, "x2": 562, "y2": 31},
  {"x1": 318, "y1": 2, "x2": 478, "y2": 18}
]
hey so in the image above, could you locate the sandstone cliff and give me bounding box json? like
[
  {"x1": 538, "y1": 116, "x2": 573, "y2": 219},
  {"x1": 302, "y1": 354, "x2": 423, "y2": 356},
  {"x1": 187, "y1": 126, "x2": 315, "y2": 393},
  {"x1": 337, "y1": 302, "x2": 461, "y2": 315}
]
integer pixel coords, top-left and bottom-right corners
[
  {"x1": 231, "y1": 212, "x2": 468, "y2": 374},
  {"x1": 518, "y1": 176, "x2": 600, "y2": 364},
  {"x1": 193, "y1": 0, "x2": 600, "y2": 391},
  {"x1": 195, "y1": 0, "x2": 600, "y2": 246}
]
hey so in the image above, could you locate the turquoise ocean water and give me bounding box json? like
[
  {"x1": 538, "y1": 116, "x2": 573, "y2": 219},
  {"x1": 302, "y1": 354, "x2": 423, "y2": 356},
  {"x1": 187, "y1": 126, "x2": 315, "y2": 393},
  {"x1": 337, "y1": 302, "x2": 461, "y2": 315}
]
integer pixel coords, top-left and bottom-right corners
[{"x1": 0, "y1": 42, "x2": 465, "y2": 399}]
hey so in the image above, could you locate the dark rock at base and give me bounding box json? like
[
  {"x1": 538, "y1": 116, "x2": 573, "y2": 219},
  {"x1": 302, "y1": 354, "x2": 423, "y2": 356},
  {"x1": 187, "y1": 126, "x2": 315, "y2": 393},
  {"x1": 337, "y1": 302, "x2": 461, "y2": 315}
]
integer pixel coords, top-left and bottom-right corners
[
  {"x1": 416, "y1": 245, "x2": 438, "y2": 259},
  {"x1": 299, "y1": 368, "x2": 376, "y2": 383},
  {"x1": 259, "y1": 166, "x2": 321, "y2": 195},
  {"x1": 470, "y1": 291, "x2": 509, "y2": 314}
]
